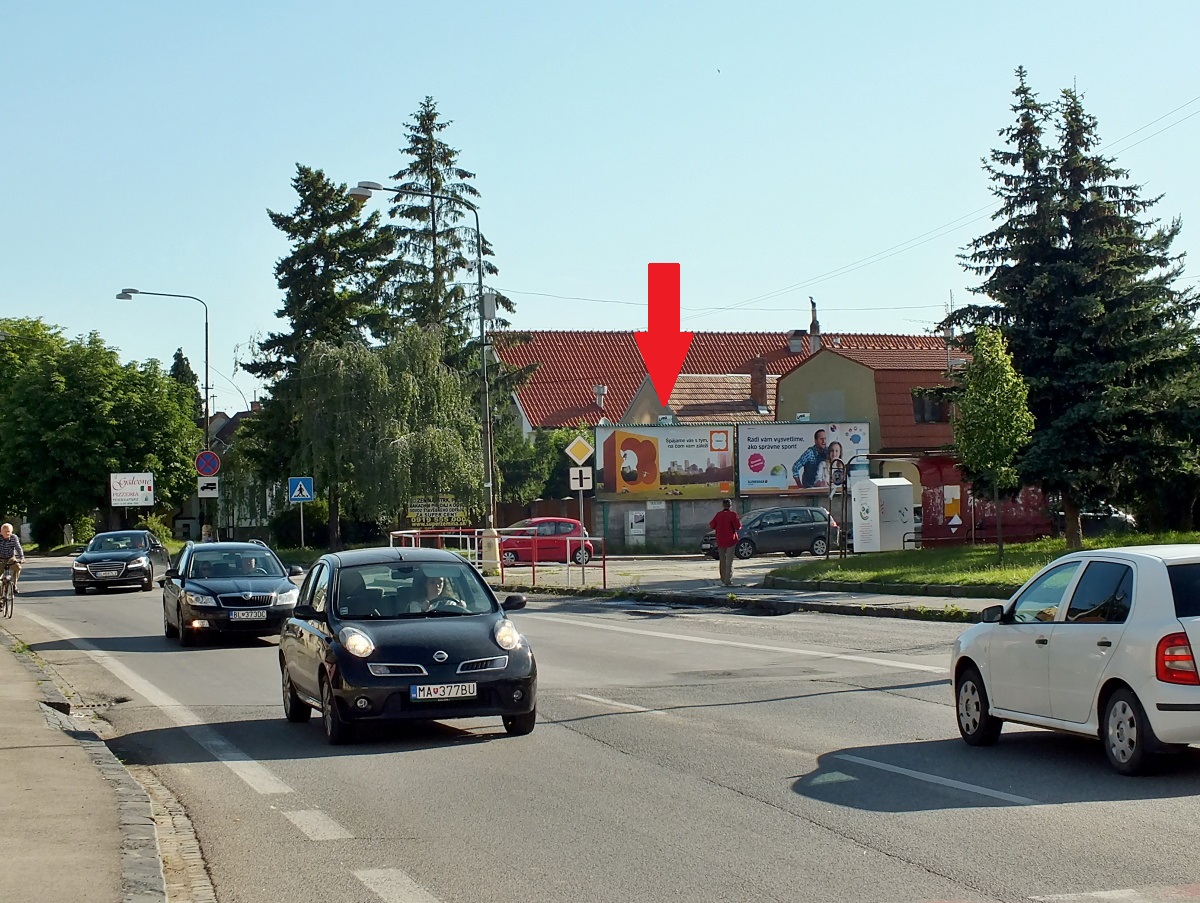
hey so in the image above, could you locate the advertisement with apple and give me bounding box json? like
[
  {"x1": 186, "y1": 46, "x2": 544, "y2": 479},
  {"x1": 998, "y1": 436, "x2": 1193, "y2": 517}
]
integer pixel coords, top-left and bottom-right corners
[
  {"x1": 737, "y1": 423, "x2": 869, "y2": 496},
  {"x1": 595, "y1": 426, "x2": 734, "y2": 501}
]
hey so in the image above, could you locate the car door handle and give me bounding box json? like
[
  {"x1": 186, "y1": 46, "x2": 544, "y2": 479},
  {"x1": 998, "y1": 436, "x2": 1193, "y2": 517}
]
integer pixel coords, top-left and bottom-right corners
[
  {"x1": 1097, "y1": 639, "x2": 1112, "y2": 647},
  {"x1": 1035, "y1": 637, "x2": 1049, "y2": 645}
]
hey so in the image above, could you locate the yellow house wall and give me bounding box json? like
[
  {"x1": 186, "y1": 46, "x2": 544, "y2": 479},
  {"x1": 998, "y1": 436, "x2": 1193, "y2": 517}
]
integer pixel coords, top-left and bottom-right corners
[
  {"x1": 621, "y1": 381, "x2": 668, "y2": 424},
  {"x1": 775, "y1": 354, "x2": 880, "y2": 452}
]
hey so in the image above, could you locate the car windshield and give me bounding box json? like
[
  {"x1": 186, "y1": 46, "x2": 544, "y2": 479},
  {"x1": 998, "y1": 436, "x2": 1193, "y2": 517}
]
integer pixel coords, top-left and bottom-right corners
[
  {"x1": 87, "y1": 532, "x2": 149, "y2": 552},
  {"x1": 186, "y1": 549, "x2": 286, "y2": 579},
  {"x1": 334, "y1": 562, "x2": 496, "y2": 620}
]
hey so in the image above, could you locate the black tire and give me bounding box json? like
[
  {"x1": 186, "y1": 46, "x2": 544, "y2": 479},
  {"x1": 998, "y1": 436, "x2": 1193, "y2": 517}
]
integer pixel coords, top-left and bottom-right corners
[
  {"x1": 177, "y1": 604, "x2": 195, "y2": 647},
  {"x1": 163, "y1": 601, "x2": 178, "y2": 638},
  {"x1": 321, "y1": 676, "x2": 352, "y2": 745},
  {"x1": 734, "y1": 539, "x2": 756, "y2": 560},
  {"x1": 503, "y1": 709, "x2": 536, "y2": 736},
  {"x1": 502, "y1": 550, "x2": 518, "y2": 566},
  {"x1": 810, "y1": 536, "x2": 829, "y2": 557},
  {"x1": 142, "y1": 568, "x2": 154, "y2": 592},
  {"x1": 956, "y1": 665, "x2": 1003, "y2": 746},
  {"x1": 282, "y1": 663, "x2": 312, "y2": 723},
  {"x1": 1102, "y1": 687, "x2": 1159, "y2": 776},
  {"x1": 74, "y1": 585, "x2": 86, "y2": 595},
  {"x1": 572, "y1": 547, "x2": 591, "y2": 565}
]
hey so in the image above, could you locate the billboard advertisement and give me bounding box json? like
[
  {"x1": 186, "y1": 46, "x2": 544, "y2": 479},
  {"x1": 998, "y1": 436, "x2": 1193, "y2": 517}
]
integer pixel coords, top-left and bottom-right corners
[
  {"x1": 595, "y1": 426, "x2": 734, "y2": 501},
  {"x1": 737, "y1": 423, "x2": 869, "y2": 496},
  {"x1": 110, "y1": 472, "x2": 155, "y2": 507}
]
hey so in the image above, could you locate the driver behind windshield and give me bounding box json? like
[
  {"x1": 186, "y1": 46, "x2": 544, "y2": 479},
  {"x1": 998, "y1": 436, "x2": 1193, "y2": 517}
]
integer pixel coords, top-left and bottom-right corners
[{"x1": 406, "y1": 571, "x2": 466, "y2": 613}]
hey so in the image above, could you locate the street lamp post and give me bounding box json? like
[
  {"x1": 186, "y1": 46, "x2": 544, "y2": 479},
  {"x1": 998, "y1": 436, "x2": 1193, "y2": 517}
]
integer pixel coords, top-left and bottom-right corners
[
  {"x1": 348, "y1": 181, "x2": 496, "y2": 529},
  {"x1": 116, "y1": 289, "x2": 210, "y2": 449}
]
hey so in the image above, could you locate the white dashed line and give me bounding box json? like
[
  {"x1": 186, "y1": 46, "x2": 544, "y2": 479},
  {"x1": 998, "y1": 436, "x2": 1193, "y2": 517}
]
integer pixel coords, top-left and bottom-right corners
[
  {"x1": 21, "y1": 610, "x2": 295, "y2": 795},
  {"x1": 283, "y1": 809, "x2": 353, "y2": 840},
  {"x1": 575, "y1": 693, "x2": 669, "y2": 714},
  {"x1": 525, "y1": 613, "x2": 949, "y2": 673},
  {"x1": 355, "y1": 868, "x2": 444, "y2": 903},
  {"x1": 834, "y1": 753, "x2": 1036, "y2": 805}
]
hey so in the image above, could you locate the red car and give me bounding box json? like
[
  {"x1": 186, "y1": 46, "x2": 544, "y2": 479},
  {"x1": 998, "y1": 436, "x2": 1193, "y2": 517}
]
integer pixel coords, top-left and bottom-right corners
[{"x1": 500, "y1": 517, "x2": 594, "y2": 565}]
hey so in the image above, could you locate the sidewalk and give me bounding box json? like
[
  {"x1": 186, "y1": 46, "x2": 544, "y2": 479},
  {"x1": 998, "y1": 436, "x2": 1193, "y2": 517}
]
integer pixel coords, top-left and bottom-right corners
[{"x1": 0, "y1": 633, "x2": 157, "y2": 903}]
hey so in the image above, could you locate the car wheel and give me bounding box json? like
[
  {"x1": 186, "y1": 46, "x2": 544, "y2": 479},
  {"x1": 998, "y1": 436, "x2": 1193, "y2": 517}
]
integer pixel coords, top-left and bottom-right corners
[
  {"x1": 572, "y1": 548, "x2": 591, "y2": 565},
  {"x1": 74, "y1": 585, "x2": 86, "y2": 595},
  {"x1": 810, "y1": 536, "x2": 829, "y2": 557},
  {"x1": 502, "y1": 550, "x2": 518, "y2": 566},
  {"x1": 321, "y1": 676, "x2": 352, "y2": 745},
  {"x1": 142, "y1": 568, "x2": 154, "y2": 592},
  {"x1": 163, "y1": 600, "x2": 178, "y2": 638},
  {"x1": 734, "y1": 539, "x2": 755, "y2": 560},
  {"x1": 282, "y1": 664, "x2": 312, "y2": 723},
  {"x1": 177, "y1": 604, "x2": 195, "y2": 647},
  {"x1": 1103, "y1": 687, "x2": 1159, "y2": 776},
  {"x1": 503, "y1": 709, "x2": 536, "y2": 736},
  {"x1": 956, "y1": 665, "x2": 1002, "y2": 746}
]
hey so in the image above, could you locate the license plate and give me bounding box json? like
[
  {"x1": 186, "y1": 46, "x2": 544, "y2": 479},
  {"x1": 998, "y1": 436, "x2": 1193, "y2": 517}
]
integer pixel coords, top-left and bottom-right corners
[
  {"x1": 700, "y1": 543, "x2": 712, "y2": 550},
  {"x1": 411, "y1": 683, "x2": 477, "y2": 701},
  {"x1": 230, "y1": 609, "x2": 267, "y2": 620}
]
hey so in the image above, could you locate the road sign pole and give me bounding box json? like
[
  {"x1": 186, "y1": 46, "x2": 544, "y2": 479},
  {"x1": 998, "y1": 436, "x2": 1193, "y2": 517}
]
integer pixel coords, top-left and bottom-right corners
[{"x1": 299, "y1": 501, "x2": 305, "y2": 550}]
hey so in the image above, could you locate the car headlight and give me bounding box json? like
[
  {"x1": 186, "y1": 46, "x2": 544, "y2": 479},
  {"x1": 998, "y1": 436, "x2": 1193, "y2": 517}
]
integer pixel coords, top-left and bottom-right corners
[
  {"x1": 127, "y1": 556, "x2": 150, "y2": 570},
  {"x1": 72, "y1": 562, "x2": 88, "y2": 571},
  {"x1": 183, "y1": 590, "x2": 217, "y2": 607},
  {"x1": 276, "y1": 587, "x2": 299, "y2": 607},
  {"x1": 339, "y1": 626, "x2": 375, "y2": 658},
  {"x1": 493, "y1": 619, "x2": 521, "y2": 651}
]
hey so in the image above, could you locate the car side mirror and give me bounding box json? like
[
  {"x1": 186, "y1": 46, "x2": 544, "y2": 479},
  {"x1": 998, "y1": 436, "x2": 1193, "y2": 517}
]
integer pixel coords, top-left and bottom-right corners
[
  {"x1": 980, "y1": 604, "x2": 1004, "y2": 623},
  {"x1": 292, "y1": 604, "x2": 322, "y2": 621},
  {"x1": 165, "y1": 567, "x2": 181, "y2": 580},
  {"x1": 502, "y1": 594, "x2": 527, "y2": 611},
  {"x1": 288, "y1": 565, "x2": 304, "y2": 577}
]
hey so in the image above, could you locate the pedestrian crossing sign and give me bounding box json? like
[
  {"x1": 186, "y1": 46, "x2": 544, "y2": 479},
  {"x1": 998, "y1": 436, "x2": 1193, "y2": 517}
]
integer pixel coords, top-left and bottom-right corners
[{"x1": 288, "y1": 477, "x2": 314, "y2": 503}]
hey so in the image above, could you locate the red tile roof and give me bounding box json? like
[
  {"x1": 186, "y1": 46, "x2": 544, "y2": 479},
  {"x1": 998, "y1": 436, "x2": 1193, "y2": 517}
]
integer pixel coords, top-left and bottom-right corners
[
  {"x1": 666, "y1": 375, "x2": 779, "y2": 423},
  {"x1": 491, "y1": 331, "x2": 950, "y2": 429}
]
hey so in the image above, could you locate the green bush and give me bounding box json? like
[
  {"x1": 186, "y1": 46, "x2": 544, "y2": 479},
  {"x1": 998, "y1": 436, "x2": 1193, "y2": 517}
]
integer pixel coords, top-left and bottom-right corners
[
  {"x1": 134, "y1": 514, "x2": 172, "y2": 544},
  {"x1": 270, "y1": 499, "x2": 330, "y2": 548},
  {"x1": 72, "y1": 513, "x2": 97, "y2": 544}
]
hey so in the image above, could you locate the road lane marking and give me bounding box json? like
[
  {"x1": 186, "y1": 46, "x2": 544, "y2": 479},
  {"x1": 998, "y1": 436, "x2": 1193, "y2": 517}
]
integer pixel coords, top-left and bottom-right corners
[
  {"x1": 355, "y1": 869, "x2": 444, "y2": 903},
  {"x1": 21, "y1": 609, "x2": 294, "y2": 795},
  {"x1": 833, "y1": 753, "x2": 1036, "y2": 805},
  {"x1": 575, "y1": 693, "x2": 669, "y2": 715},
  {"x1": 283, "y1": 809, "x2": 353, "y2": 841},
  {"x1": 525, "y1": 613, "x2": 949, "y2": 674}
]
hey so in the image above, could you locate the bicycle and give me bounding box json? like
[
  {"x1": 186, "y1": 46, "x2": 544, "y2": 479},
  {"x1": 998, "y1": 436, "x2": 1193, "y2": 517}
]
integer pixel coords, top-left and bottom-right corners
[{"x1": 0, "y1": 567, "x2": 14, "y2": 619}]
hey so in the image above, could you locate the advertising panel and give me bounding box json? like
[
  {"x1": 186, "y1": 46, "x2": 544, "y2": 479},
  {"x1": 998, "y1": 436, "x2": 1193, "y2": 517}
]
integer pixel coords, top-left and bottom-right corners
[
  {"x1": 595, "y1": 425, "x2": 734, "y2": 501},
  {"x1": 407, "y1": 496, "x2": 470, "y2": 528},
  {"x1": 110, "y1": 472, "x2": 155, "y2": 507},
  {"x1": 737, "y1": 423, "x2": 869, "y2": 496}
]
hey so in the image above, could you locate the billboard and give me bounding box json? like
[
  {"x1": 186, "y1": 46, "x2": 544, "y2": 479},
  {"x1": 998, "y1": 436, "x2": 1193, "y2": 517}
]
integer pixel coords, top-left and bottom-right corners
[
  {"x1": 737, "y1": 423, "x2": 869, "y2": 496},
  {"x1": 595, "y1": 425, "x2": 734, "y2": 501},
  {"x1": 110, "y1": 472, "x2": 155, "y2": 507}
]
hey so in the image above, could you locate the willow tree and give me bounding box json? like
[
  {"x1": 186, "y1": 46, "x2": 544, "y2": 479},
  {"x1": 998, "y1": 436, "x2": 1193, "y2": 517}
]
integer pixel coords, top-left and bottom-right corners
[{"x1": 296, "y1": 328, "x2": 480, "y2": 547}]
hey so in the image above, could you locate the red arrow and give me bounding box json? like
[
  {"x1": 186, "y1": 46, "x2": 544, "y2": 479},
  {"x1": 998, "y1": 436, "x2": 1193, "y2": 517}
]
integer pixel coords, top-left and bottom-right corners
[{"x1": 635, "y1": 263, "x2": 694, "y2": 406}]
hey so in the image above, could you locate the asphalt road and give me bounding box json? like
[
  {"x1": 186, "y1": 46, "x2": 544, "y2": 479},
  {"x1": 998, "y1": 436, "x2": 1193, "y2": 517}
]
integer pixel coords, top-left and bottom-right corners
[{"x1": 10, "y1": 557, "x2": 1200, "y2": 903}]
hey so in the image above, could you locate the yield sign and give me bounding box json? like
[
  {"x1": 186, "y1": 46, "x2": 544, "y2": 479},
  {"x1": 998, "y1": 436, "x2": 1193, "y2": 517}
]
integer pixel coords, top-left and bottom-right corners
[{"x1": 195, "y1": 450, "x2": 221, "y2": 477}]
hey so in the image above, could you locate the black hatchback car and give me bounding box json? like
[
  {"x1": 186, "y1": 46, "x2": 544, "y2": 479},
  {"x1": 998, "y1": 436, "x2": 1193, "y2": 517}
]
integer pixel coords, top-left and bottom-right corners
[
  {"x1": 701, "y1": 505, "x2": 839, "y2": 559},
  {"x1": 162, "y1": 541, "x2": 304, "y2": 646},
  {"x1": 279, "y1": 547, "x2": 537, "y2": 745},
  {"x1": 72, "y1": 530, "x2": 172, "y2": 593}
]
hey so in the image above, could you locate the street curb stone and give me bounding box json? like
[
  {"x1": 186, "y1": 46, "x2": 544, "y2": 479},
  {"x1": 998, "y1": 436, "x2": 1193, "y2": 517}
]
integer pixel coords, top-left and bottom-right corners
[{"x1": 763, "y1": 575, "x2": 1017, "y2": 599}]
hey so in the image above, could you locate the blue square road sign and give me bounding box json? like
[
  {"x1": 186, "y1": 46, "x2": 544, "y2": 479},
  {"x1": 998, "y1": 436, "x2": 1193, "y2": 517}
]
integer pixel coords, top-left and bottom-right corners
[{"x1": 288, "y1": 477, "x2": 314, "y2": 503}]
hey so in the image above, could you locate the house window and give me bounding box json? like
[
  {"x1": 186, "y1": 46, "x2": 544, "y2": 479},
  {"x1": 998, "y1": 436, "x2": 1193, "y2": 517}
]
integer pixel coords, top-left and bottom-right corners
[{"x1": 912, "y1": 392, "x2": 949, "y2": 423}]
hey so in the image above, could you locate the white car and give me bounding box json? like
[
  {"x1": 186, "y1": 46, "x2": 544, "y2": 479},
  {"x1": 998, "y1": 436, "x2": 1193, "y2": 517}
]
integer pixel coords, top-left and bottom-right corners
[{"x1": 952, "y1": 545, "x2": 1200, "y2": 775}]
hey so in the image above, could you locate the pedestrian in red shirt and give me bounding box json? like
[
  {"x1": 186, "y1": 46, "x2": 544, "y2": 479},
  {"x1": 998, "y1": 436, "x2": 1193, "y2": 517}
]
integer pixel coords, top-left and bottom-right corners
[{"x1": 709, "y1": 499, "x2": 742, "y2": 587}]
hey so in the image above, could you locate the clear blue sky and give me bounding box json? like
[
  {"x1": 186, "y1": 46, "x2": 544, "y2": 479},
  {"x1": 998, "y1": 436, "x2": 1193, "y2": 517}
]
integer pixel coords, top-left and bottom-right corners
[{"x1": 5, "y1": 1, "x2": 1199, "y2": 413}]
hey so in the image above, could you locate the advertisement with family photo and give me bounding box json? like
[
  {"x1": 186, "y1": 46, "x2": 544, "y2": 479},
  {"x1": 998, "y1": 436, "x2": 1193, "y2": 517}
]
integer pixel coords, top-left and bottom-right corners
[
  {"x1": 595, "y1": 426, "x2": 734, "y2": 501},
  {"x1": 736, "y1": 423, "x2": 869, "y2": 496}
]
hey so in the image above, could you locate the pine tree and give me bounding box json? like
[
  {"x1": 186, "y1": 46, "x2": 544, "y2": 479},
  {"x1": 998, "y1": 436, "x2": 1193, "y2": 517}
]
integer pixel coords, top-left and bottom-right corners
[{"x1": 944, "y1": 70, "x2": 1199, "y2": 548}]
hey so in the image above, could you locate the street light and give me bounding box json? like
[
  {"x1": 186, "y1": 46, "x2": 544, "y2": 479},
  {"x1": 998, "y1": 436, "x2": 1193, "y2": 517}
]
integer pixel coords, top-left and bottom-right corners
[
  {"x1": 349, "y1": 180, "x2": 496, "y2": 528},
  {"x1": 115, "y1": 289, "x2": 210, "y2": 450}
]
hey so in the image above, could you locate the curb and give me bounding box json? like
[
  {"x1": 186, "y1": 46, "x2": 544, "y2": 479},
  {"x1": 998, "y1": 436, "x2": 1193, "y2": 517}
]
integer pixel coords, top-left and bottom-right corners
[
  {"x1": 762, "y1": 575, "x2": 1018, "y2": 600},
  {"x1": 2, "y1": 633, "x2": 167, "y2": 903}
]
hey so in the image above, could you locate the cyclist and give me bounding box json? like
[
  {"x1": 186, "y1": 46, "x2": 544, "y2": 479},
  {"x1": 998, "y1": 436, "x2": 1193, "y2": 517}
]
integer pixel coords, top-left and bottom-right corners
[{"x1": 0, "y1": 522, "x2": 24, "y2": 595}]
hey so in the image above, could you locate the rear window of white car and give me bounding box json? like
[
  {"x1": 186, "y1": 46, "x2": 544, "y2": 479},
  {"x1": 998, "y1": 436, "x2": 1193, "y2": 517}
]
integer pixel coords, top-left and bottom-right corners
[{"x1": 1167, "y1": 564, "x2": 1200, "y2": 618}]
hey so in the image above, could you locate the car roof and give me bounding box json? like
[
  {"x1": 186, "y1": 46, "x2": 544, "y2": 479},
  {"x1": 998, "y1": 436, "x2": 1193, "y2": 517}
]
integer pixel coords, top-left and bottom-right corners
[
  {"x1": 327, "y1": 547, "x2": 466, "y2": 567},
  {"x1": 1060, "y1": 544, "x2": 1200, "y2": 565},
  {"x1": 190, "y1": 541, "x2": 278, "y2": 554}
]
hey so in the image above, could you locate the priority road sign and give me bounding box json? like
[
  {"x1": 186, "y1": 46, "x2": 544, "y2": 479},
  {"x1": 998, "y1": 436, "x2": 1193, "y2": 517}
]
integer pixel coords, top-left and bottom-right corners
[
  {"x1": 569, "y1": 467, "x2": 593, "y2": 491},
  {"x1": 288, "y1": 477, "x2": 314, "y2": 503},
  {"x1": 195, "y1": 450, "x2": 221, "y2": 477},
  {"x1": 565, "y1": 436, "x2": 594, "y2": 466}
]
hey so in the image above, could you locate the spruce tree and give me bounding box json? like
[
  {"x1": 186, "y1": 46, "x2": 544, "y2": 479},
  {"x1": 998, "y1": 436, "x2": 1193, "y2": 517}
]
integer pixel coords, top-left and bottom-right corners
[{"x1": 169, "y1": 348, "x2": 203, "y2": 421}]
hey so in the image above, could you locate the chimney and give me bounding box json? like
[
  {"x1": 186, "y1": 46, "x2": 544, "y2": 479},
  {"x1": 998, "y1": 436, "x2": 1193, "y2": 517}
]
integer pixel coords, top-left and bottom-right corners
[
  {"x1": 808, "y1": 296, "x2": 821, "y2": 354},
  {"x1": 788, "y1": 329, "x2": 805, "y2": 354},
  {"x1": 749, "y1": 357, "x2": 768, "y2": 409},
  {"x1": 250, "y1": 401, "x2": 262, "y2": 413}
]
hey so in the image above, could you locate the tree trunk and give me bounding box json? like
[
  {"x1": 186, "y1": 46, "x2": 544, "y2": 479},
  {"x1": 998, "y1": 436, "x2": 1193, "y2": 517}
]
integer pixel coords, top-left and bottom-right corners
[
  {"x1": 328, "y1": 484, "x2": 341, "y2": 551},
  {"x1": 1062, "y1": 492, "x2": 1082, "y2": 550},
  {"x1": 994, "y1": 485, "x2": 1004, "y2": 563}
]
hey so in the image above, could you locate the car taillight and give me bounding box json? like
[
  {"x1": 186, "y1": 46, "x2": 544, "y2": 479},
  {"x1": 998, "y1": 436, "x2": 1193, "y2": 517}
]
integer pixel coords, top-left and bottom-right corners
[{"x1": 1156, "y1": 632, "x2": 1199, "y2": 685}]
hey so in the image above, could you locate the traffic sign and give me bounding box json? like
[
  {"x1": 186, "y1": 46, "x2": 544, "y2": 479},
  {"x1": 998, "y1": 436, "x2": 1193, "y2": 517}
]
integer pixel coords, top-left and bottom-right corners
[
  {"x1": 197, "y1": 477, "x2": 219, "y2": 499},
  {"x1": 569, "y1": 467, "x2": 593, "y2": 491},
  {"x1": 565, "y1": 436, "x2": 594, "y2": 466},
  {"x1": 288, "y1": 477, "x2": 314, "y2": 503},
  {"x1": 195, "y1": 450, "x2": 221, "y2": 477}
]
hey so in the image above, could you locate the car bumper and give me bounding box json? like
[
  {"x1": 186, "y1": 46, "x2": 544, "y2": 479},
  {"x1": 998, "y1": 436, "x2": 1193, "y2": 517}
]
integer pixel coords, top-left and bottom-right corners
[
  {"x1": 330, "y1": 654, "x2": 537, "y2": 722},
  {"x1": 73, "y1": 571, "x2": 150, "y2": 589},
  {"x1": 181, "y1": 605, "x2": 291, "y2": 635},
  {"x1": 1146, "y1": 684, "x2": 1200, "y2": 745}
]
